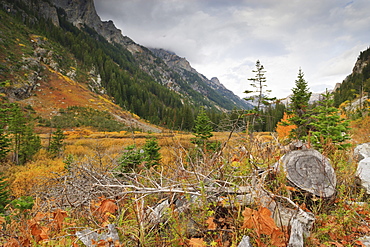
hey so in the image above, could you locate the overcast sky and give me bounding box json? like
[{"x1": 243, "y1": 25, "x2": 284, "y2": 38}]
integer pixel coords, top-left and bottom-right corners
[{"x1": 94, "y1": 0, "x2": 370, "y2": 99}]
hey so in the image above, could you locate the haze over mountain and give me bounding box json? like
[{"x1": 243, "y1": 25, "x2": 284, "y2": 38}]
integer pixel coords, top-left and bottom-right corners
[{"x1": 94, "y1": 0, "x2": 370, "y2": 99}]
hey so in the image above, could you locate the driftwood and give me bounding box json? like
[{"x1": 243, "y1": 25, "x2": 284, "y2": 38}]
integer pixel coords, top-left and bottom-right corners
[
  {"x1": 237, "y1": 235, "x2": 252, "y2": 247},
  {"x1": 278, "y1": 149, "x2": 336, "y2": 198}
]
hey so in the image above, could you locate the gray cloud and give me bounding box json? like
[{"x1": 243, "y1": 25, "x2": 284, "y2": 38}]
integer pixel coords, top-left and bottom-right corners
[{"x1": 94, "y1": 0, "x2": 370, "y2": 98}]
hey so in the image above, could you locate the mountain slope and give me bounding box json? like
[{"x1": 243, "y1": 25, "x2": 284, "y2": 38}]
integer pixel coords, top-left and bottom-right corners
[
  {"x1": 149, "y1": 48, "x2": 251, "y2": 110},
  {"x1": 48, "y1": 0, "x2": 250, "y2": 111},
  {"x1": 0, "y1": 7, "x2": 160, "y2": 132},
  {"x1": 1, "y1": 0, "x2": 250, "y2": 131},
  {"x1": 334, "y1": 47, "x2": 370, "y2": 107}
]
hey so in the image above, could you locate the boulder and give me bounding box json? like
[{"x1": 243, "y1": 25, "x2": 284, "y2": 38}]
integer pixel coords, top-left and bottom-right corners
[
  {"x1": 356, "y1": 157, "x2": 370, "y2": 194},
  {"x1": 278, "y1": 149, "x2": 336, "y2": 198},
  {"x1": 354, "y1": 143, "x2": 370, "y2": 161}
]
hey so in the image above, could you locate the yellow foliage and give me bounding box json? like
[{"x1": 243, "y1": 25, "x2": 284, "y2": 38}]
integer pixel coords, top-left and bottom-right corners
[
  {"x1": 18, "y1": 43, "x2": 26, "y2": 47},
  {"x1": 275, "y1": 112, "x2": 296, "y2": 140},
  {"x1": 9, "y1": 152, "x2": 66, "y2": 197}
]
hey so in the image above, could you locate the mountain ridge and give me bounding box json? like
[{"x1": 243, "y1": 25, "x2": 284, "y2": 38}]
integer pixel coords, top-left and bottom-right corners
[
  {"x1": 47, "y1": 0, "x2": 251, "y2": 110},
  {"x1": 0, "y1": 0, "x2": 250, "y2": 132}
]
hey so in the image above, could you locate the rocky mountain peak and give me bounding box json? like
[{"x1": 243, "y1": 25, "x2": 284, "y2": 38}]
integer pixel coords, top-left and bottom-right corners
[
  {"x1": 150, "y1": 48, "x2": 195, "y2": 73},
  {"x1": 210, "y1": 77, "x2": 225, "y2": 89},
  {"x1": 49, "y1": 0, "x2": 134, "y2": 46}
]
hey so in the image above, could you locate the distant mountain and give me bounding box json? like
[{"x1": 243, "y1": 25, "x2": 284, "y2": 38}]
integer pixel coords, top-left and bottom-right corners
[
  {"x1": 149, "y1": 48, "x2": 251, "y2": 110},
  {"x1": 48, "y1": 0, "x2": 250, "y2": 111},
  {"x1": 0, "y1": 0, "x2": 250, "y2": 131},
  {"x1": 282, "y1": 90, "x2": 333, "y2": 106}
]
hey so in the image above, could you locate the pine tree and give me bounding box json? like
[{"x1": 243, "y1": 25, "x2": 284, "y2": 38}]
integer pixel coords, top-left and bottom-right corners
[
  {"x1": 8, "y1": 104, "x2": 41, "y2": 165},
  {"x1": 143, "y1": 137, "x2": 161, "y2": 167},
  {"x1": 0, "y1": 173, "x2": 10, "y2": 213},
  {"x1": 310, "y1": 90, "x2": 351, "y2": 150},
  {"x1": 244, "y1": 60, "x2": 276, "y2": 131},
  {"x1": 191, "y1": 107, "x2": 213, "y2": 146},
  {"x1": 0, "y1": 103, "x2": 11, "y2": 161},
  {"x1": 48, "y1": 128, "x2": 66, "y2": 157},
  {"x1": 285, "y1": 68, "x2": 312, "y2": 140}
]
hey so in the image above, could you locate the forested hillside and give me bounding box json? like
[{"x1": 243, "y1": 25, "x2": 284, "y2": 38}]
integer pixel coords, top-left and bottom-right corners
[
  {"x1": 0, "y1": 0, "x2": 251, "y2": 131},
  {"x1": 334, "y1": 46, "x2": 370, "y2": 107}
]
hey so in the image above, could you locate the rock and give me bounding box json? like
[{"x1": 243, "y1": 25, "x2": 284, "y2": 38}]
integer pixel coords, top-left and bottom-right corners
[
  {"x1": 278, "y1": 149, "x2": 336, "y2": 198},
  {"x1": 354, "y1": 143, "x2": 370, "y2": 161},
  {"x1": 356, "y1": 157, "x2": 370, "y2": 194},
  {"x1": 76, "y1": 224, "x2": 119, "y2": 247},
  {"x1": 357, "y1": 235, "x2": 370, "y2": 247},
  {"x1": 237, "y1": 235, "x2": 252, "y2": 247}
]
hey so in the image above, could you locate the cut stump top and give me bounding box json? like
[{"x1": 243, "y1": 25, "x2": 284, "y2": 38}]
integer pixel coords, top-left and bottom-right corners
[{"x1": 279, "y1": 149, "x2": 336, "y2": 198}]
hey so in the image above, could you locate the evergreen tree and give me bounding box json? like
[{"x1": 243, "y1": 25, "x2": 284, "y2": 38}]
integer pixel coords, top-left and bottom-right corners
[
  {"x1": 310, "y1": 90, "x2": 351, "y2": 150},
  {"x1": 117, "y1": 145, "x2": 145, "y2": 173},
  {"x1": 285, "y1": 68, "x2": 312, "y2": 140},
  {"x1": 48, "y1": 128, "x2": 66, "y2": 157},
  {"x1": 244, "y1": 60, "x2": 276, "y2": 131},
  {"x1": 143, "y1": 137, "x2": 161, "y2": 167},
  {"x1": 117, "y1": 138, "x2": 162, "y2": 173},
  {"x1": 0, "y1": 102, "x2": 11, "y2": 161},
  {"x1": 18, "y1": 125, "x2": 41, "y2": 165},
  {"x1": 191, "y1": 107, "x2": 213, "y2": 146},
  {"x1": 8, "y1": 104, "x2": 41, "y2": 165},
  {"x1": 0, "y1": 173, "x2": 10, "y2": 213}
]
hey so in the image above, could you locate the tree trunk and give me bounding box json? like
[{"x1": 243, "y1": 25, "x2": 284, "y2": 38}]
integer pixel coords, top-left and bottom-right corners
[{"x1": 278, "y1": 149, "x2": 336, "y2": 198}]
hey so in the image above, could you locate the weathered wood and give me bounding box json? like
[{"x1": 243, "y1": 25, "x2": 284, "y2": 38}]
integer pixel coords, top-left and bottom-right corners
[
  {"x1": 279, "y1": 149, "x2": 336, "y2": 198},
  {"x1": 238, "y1": 235, "x2": 252, "y2": 247},
  {"x1": 288, "y1": 218, "x2": 304, "y2": 247}
]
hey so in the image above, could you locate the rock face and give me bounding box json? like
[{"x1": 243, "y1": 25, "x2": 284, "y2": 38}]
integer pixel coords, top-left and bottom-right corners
[
  {"x1": 50, "y1": 0, "x2": 133, "y2": 45},
  {"x1": 279, "y1": 149, "x2": 336, "y2": 198}
]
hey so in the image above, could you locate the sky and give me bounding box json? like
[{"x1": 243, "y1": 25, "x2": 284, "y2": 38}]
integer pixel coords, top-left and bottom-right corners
[{"x1": 94, "y1": 0, "x2": 370, "y2": 99}]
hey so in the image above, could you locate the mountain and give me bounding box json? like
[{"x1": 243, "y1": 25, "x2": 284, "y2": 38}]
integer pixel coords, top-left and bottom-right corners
[
  {"x1": 149, "y1": 48, "x2": 251, "y2": 110},
  {"x1": 0, "y1": 0, "x2": 250, "y2": 131},
  {"x1": 333, "y1": 46, "x2": 370, "y2": 107},
  {"x1": 48, "y1": 0, "x2": 251, "y2": 111}
]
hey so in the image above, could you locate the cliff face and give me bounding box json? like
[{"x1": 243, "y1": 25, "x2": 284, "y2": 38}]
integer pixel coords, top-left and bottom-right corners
[{"x1": 49, "y1": 0, "x2": 134, "y2": 45}]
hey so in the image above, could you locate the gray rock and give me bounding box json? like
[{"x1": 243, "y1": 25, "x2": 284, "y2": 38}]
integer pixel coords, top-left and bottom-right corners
[
  {"x1": 76, "y1": 224, "x2": 119, "y2": 247},
  {"x1": 354, "y1": 143, "x2": 370, "y2": 161},
  {"x1": 356, "y1": 157, "x2": 370, "y2": 194},
  {"x1": 357, "y1": 235, "x2": 370, "y2": 247}
]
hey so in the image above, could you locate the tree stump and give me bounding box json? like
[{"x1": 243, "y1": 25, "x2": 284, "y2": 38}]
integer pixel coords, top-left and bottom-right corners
[{"x1": 279, "y1": 149, "x2": 336, "y2": 198}]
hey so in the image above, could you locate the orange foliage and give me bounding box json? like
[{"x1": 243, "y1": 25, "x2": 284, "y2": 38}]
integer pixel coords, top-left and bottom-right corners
[
  {"x1": 350, "y1": 115, "x2": 370, "y2": 144},
  {"x1": 275, "y1": 112, "x2": 296, "y2": 140},
  {"x1": 188, "y1": 238, "x2": 206, "y2": 247},
  {"x1": 242, "y1": 207, "x2": 287, "y2": 246},
  {"x1": 91, "y1": 198, "x2": 118, "y2": 225}
]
